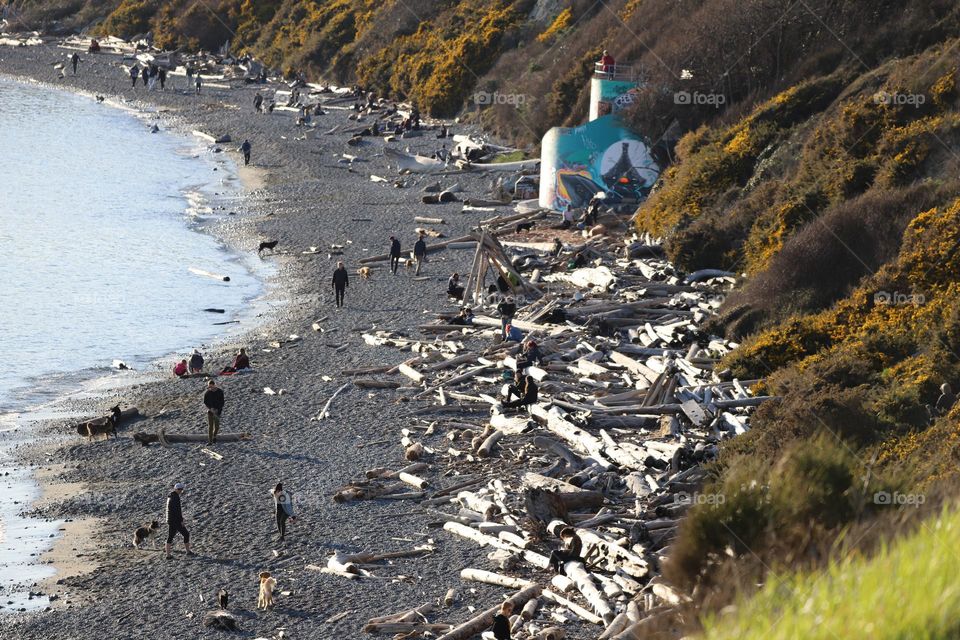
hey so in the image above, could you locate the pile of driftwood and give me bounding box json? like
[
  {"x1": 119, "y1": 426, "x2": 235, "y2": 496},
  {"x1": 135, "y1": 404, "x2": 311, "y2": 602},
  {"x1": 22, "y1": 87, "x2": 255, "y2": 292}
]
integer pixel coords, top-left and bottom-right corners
[{"x1": 326, "y1": 215, "x2": 777, "y2": 638}]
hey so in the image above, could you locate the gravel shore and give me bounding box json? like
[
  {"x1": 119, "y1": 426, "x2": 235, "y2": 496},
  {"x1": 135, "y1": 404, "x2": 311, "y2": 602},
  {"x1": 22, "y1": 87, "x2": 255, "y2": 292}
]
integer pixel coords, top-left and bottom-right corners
[{"x1": 0, "y1": 44, "x2": 516, "y2": 639}]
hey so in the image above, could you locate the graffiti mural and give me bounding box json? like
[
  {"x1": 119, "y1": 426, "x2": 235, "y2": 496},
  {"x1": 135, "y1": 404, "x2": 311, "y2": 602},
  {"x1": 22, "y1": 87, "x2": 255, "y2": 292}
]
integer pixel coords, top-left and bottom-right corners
[
  {"x1": 539, "y1": 115, "x2": 660, "y2": 211},
  {"x1": 590, "y1": 78, "x2": 640, "y2": 120}
]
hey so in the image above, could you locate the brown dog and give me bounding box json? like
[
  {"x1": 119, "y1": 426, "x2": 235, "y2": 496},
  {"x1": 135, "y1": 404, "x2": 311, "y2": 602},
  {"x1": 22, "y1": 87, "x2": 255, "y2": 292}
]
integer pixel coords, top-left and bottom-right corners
[
  {"x1": 257, "y1": 571, "x2": 277, "y2": 610},
  {"x1": 358, "y1": 266, "x2": 372, "y2": 280}
]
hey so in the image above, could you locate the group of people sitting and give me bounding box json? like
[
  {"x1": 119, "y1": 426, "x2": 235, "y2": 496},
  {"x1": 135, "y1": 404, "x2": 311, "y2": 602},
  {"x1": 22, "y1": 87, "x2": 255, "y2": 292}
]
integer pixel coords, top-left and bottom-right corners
[{"x1": 173, "y1": 348, "x2": 251, "y2": 378}]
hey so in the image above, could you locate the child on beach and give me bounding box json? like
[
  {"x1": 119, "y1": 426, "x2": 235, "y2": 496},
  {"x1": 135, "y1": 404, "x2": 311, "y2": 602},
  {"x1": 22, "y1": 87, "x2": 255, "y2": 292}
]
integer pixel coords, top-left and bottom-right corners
[
  {"x1": 491, "y1": 600, "x2": 513, "y2": 639},
  {"x1": 173, "y1": 359, "x2": 188, "y2": 377}
]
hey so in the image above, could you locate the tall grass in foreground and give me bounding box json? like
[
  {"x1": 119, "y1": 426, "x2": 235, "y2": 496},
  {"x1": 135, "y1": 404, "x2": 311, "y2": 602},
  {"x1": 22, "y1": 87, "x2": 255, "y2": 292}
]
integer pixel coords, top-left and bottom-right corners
[{"x1": 701, "y1": 506, "x2": 960, "y2": 639}]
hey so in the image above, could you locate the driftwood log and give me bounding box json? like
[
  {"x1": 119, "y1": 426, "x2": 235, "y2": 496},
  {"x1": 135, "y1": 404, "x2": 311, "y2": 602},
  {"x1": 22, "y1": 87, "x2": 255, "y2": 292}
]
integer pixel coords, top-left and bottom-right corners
[{"x1": 435, "y1": 584, "x2": 542, "y2": 640}]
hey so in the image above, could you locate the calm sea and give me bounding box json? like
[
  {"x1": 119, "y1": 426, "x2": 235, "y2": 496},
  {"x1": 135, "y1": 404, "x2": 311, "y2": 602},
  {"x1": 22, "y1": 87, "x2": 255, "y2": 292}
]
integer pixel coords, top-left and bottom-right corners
[{"x1": 0, "y1": 76, "x2": 262, "y2": 411}]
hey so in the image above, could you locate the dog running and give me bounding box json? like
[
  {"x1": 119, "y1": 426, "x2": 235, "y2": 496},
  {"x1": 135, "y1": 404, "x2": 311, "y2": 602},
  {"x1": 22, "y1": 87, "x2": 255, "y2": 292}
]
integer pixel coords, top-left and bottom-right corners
[{"x1": 257, "y1": 240, "x2": 279, "y2": 255}]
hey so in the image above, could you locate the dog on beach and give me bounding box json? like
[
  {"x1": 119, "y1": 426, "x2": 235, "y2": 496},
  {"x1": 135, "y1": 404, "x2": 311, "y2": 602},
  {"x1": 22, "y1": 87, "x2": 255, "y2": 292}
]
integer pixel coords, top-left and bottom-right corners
[
  {"x1": 132, "y1": 520, "x2": 160, "y2": 548},
  {"x1": 257, "y1": 571, "x2": 277, "y2": 610},
  {"x1": 78, "y1": 404, "x2": 122, "y2": 441},
  {"x1": 358, "y1": 266, "x2": 372, "y2": 280},
  {"x1": 258, "y1": 240, "x2": 279, "y2": 255},
  {"x1": 402, "y1": 257, "x2": 416, "y2": 271},
  {"x1": 515, "y1": 221, "x2": 536, "y2": 233}
]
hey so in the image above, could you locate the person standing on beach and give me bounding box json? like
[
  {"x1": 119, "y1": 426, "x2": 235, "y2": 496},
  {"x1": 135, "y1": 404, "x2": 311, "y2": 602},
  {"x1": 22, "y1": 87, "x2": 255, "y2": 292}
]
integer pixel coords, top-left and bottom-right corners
[
  {"x1": 413, "y1": 233, "x2": 427, "y2": 276},
  {"x1": 130, "y1": 65, "x2": 139, "y2": 88},
  {"x1": 271, "y1": 483, "x2": 296, "y2": 542},
  {"x1": 389, "y1": 236, "x2": 401, "y2": 274},
  {"x1": 332, "y1": 261, "x2": 349, "y2": 308},
  {"x1": 164, "y1": 482, "x2": 194, "y2": 560},
  {"x1": 70, "y1": 52, "x2": 80, "y2": 75},
  {"x1": 158, "y1": 67, "x2": 167, "y2": 90},
  {"x1": 141, "y1": 65, "x2": 149, "y2": 88},
  {"x1": 254, "y1": 92, "x2": 264, "y2": 113},
  {"x1": 195, "y1": 73, "x2": 203, "y2": 95},
  {"x1": 240, "y1": 140, "x2": 252, "y2": 166},
  {"x1": 203, "y1": 380, "x2": 224, "y2": 445}
]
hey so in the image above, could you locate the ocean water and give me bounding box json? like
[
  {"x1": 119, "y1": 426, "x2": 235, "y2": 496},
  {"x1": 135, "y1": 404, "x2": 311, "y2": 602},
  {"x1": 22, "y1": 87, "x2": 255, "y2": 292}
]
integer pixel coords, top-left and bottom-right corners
[{"x1": 0, "y1": 76, "x2": 262, "y2": 411}]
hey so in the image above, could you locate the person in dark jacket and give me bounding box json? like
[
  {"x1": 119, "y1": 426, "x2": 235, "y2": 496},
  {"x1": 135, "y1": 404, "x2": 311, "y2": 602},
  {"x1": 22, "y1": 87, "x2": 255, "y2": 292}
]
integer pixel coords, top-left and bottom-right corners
[
  {"x1": 130, "y1": 65, "x2": 139, "y2": 87},
  {"x1": 389, "y1": 236, "x2": 402, "y2": 274},
  {"x1": 502, "y1": 371, "x2": 537, "y2": 409},
  {"x1": 203, "y1": 380, "x2": 225, "y2": 444},
  {"x1": 491, "y1": 600, "x2": 513, "y2": 639},
  {"x1": 332, "y1": 261, "x2": 349, "y2": 308},
  {"x1": 548, "y1": 526, "x2": 584, "y2": 573},
  {"x1": 413, "y1": 234, "x2": 427, "y2": 275},
  {"x1": 497, "y1": 296, "x2": 517, "y2": 338},
  {"x1": 516, "y1": 340, "x2": 542, "y2": 370},
  {"x1": 254, "y1": 92, "x2": 264, "y2": 112},
  {"x1": 195, "y1": 73, "x2": 203, "y2": 94},
  {"x1": 141, "y1": 65, "x2": 149, "y2": 87},
  {"x1": 164, "y1": 482, "x2": 193, "y2": 559},
  {"x1": 240, "y1": 139, "x2": 252, "y2": 165},
  {"x1": 447, "y1": 273, "x2": 464, "y2": 299},
  {"x1": 271, "y1": 482, "x2": 296, "y2": 542},
  {"x1": 188, "y1": 349, "x2": 204, "y2": 374},
  {"x1": 71, "y1": 52, "x2": 80, "y2": 75},
  {"x1": 158, "y1": 67, "x2": 166, "y2": 90}
]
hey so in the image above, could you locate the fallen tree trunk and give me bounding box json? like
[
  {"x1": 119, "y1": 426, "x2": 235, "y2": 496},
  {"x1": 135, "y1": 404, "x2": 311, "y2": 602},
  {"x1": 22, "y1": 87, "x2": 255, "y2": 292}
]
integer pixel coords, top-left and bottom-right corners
[{"x1": 133, "y1": 430, "x2": 249, "y2": 446}]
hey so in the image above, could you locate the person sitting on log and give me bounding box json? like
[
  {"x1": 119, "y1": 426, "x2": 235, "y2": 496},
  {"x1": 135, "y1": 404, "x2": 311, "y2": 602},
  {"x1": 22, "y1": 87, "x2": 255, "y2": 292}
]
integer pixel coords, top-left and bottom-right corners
[
  {"x1": 517, "y1": 340, "x2": 543, "y2": 370},
  {"x1": 491, "y1": 600, "x2": 514, "y2": 640},
  {"x1": 220, "y1": 348, "x2": 251, "y2": 374},
  {"x1": 173, "y1": 359, "x2": 188, "y2": 377},
  {"x1": 447, "y1": 272, "x2": 465, "y2": 300},
  {"x1": 502, "y1": 371, "x2": 538, "y2": 409},
  {"x1": 503, "y1": 323, "x2": 523, "y2": 343},
  {"x1": 449, "y1": 307, "x2": 473, "y2": 326},
  {"x1": 548, "y1": 526, "x2": 584, "y2": 574}
]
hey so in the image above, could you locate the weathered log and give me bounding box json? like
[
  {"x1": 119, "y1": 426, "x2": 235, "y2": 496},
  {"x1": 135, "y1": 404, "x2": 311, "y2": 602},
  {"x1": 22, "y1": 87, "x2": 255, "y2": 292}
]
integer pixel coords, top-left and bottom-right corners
[
  {"x1": 435, "y1": 584, "x2": 542, "y2": 640},
  {"x1": 563, "y1": 560, "x2": 615, "y2": 625},
  {"x1": 460, "y1": 568, "x2": 533, "y2": 589},
  {"x1": 318, "y1": 382, "x2": 350, "y2": 419},
  {"x1": 538, "y1": 627, "x2": 566, "y2": 640},
  {"x1": 477, "y1": 429, "x2": 503, "y2": 457},
  {"x1": 540, "y1": 589, "x2": 603, "y2": 625},
  {"x1": 132, "y1": 431, "x2": 248, "y2": 446},
  {"x1": 520, "y1": 597, "x2": 539, "y2": 621},
  {"x1": 442, "y1": 521, "x2": 549, "y2": 568}
]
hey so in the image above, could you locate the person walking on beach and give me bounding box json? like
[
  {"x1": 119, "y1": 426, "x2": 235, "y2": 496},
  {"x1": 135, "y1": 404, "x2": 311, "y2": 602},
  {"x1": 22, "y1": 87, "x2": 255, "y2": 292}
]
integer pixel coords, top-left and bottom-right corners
[
  {"x1": 254, "y1": 92, "x2": 264, "y2": 113},
  {"x1": 164, "y1": 482, "x2": 194, "y2": 560},
  {"x1": 271, "y1": 483, "x2": 296, "y2": 542},
  {"x1": 195, "y1": 73, "x2": 203, "y2": 95},
  {"x1": 240, "y1": 139, "x2": 252, "y2": 166},
  {"x1": 332, "y1": 261, "x2": 349, "y2": 308},
  {"x1": 389, "y1": 236, "x2": 401, "y2": 274},
  {"x1": 130, "y1": 65, "x2": 139, "y2": 88},
  {"x1": 141, "y1": 65, "x2": 149, "y2": 88},
  {"x1": 203, "y1": 380, "x2": 224, "y2": 445},
  {"x1": 158, "y1": 67, "x2": 167, "y2": 90},
  {"x1": 413, "y1": 233, "x2": 427, "y2": 276},
  {"x1": 70, "y1": 52, "x2": 80, "y2": 75},
  {"x1": 189, "y1": 349, "x2": 204, "y2": 374}
]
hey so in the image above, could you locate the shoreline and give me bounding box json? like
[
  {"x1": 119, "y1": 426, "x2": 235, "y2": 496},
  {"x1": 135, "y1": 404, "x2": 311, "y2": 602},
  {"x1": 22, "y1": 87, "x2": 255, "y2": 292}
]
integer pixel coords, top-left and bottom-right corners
[{"x1": 0, "y1": 72, "x2": 280, "y2": 612}]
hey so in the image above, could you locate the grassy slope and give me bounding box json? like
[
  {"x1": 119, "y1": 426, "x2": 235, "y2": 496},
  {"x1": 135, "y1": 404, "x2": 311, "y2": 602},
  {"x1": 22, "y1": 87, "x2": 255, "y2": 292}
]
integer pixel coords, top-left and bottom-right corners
[{"x1": 702, "y1": 507, "x2": 960, "y2": 639}]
